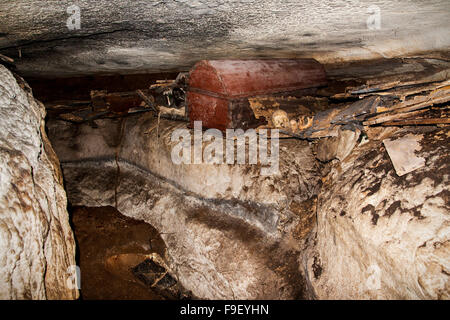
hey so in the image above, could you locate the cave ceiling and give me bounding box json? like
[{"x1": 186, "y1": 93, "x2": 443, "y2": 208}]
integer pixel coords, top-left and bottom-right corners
[{"x1": 0, "y1": 0, "x2": 449, "y2": 77}]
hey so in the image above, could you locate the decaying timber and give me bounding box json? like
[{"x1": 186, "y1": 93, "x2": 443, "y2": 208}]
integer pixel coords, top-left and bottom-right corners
[
  {"x1": 105, "y1": 253, "x2": 190, "y2": 299},
  {"x1": 38, "y1": 57, "x2": 449, "y2": 144},
  {"x1": 45, "y1": 74, "x2": 189, "y2": 124},
  {"x1": 258, "y1": 76, "x2": 449, "y2": 139}
]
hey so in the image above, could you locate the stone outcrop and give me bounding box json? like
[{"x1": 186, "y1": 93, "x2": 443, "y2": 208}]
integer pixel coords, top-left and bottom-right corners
[
  {"x1": 0, "y1": 65, "x2": 78, "y2": 299},
  {"x1": 47, "y1": 109, "x2": 449, "y2": 300},
  {"x1": 48, "y1": 115, "x2": 321, "y2": 208},
  {"x1": 47, "y1": 114, "x2": 322, "y2": 299},
  {"x1": 304, "y1": 127, "x2": 450, "y2": 299}
]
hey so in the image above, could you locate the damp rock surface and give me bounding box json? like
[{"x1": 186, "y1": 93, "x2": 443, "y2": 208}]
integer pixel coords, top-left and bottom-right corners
[
  {"x1": 47, "y1": 113, "x2": 322, "y2": 299},
  {"x1": 47, "y1": 113, "x2": 322, "y2": 219},
  {"x1": 304, "y1": 127, "x2": 450, "y2": 299},
  {"x1": 47, "y1": 108, "x2": 449, "y2": 300},
  {"x1": 62, "y1": 160, "x2": 309, "y2": 299},
  {"x1": 0, "y1": 65, "x2": 77, "y2": 299}
]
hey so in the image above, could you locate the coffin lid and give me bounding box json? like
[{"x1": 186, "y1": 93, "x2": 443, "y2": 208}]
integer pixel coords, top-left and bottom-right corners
[{"x1": 188, "y1": 59, "x2": 327, "y2": 98}]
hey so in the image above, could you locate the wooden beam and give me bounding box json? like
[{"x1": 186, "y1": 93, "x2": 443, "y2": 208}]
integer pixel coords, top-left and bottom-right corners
[{"x1": 381, "y1": 118, "x2": 450, "y2": 126}]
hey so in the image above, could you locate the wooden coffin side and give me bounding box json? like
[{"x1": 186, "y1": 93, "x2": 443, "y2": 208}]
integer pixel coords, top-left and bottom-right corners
[
  {"x1": 188, "y1": 60, "x2": 228, "y2": 96},
  {"x1": 187, "y1": 91, "x2": 230, "y2": 131},
  {"x1": 190, "y1": 59, "x2": 326, "y2": 98}
]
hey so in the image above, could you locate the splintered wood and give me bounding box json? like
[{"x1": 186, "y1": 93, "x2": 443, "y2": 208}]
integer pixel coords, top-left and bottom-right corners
[
  {"x1": 252, "y1": 61, "x2": 449, "y2": 139},
  {"x1": 363, "y1": 83, "x2": 450, "y2": 125},
  {"x1": 45, "y1": 75, "x2": 188, "y2": 123},
  {"x1": 41, "y1": 57, "x2": 449, "y2": 136}
]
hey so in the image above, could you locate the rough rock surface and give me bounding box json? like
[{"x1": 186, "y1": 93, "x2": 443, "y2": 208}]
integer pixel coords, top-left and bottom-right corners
[
  {"x1": 70, "y1": 206, "x2": 170, "y2": 300},
  {"x1": 1, "y1": 1, "x2": 449, "y2": 76},
  {"x1": 304, "y1": 127, "x2": 450, "y2": 299},
  {"x1": 63, "y1": 160, "x2": 308, "y2": 299},
  {"x1": 0, "y1": 65, "x2": 77, "y2": 299},
  {"x1": 47, "y1": 114, "x2": 321, "y2": 211},
  {"x1": 47, "y1": 114, "x2": 322, "y2": 299},
  {"x1": 47, "y1": 112, "x2": 449, "y2": 299}
]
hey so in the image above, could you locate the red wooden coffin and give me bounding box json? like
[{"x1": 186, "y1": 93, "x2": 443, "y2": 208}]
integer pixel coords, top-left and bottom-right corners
[{"x1": 187, "y1": 59, "x2": 327, "y2": 131}]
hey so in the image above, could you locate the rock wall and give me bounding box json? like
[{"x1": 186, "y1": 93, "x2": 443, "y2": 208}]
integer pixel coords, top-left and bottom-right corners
[
  {"x1": 0, "y1": 65, "x2": 78, "y2": 299},
  {"x1": 48, "y1": 115, "x2": 321, "y2": 208},
  {"x1": 47, "y1": 115, "x2": 322, "y2": 299},
  {"x1": 47, "y1": 111, "x2": 449, "y2": 300},
  {"x1": 304, "y1": 128, "x2": 449, "y2": 299}
]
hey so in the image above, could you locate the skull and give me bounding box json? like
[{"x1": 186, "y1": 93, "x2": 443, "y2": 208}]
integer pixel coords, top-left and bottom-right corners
[{"x1": 271, "y1": 110, "x2": 289, "y2": 129}]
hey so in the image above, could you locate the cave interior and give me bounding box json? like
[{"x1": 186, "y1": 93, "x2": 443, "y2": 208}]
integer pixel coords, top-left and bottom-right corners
[{"x1": 0, "y1": 1, "x2": 449, "y2": 301}]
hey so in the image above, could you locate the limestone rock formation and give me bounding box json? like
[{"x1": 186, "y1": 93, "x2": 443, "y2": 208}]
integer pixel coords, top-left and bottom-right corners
[
  {"x1": 47, "y1": 115, "x2": 322, "y2": 299},
  {"x1": 47, "y1": 113, "x2": 322, "y2": 209},
  {"x1": 0, "y1": 65, "x2": 78, "y2": 299},
  {"x1": 46, "y1": 106, "x2": 449, "y2": 300},
  {"x1": 304, "y1": 127, "x2": 450, "y2": 299},
  {"x1": 1, "y1": 1, "x2": 449, "y2": 76}
]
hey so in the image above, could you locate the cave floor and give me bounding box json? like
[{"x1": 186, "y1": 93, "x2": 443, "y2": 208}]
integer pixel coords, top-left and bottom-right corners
[{"x1": 70, "y1": 206, "x2": 168, "y2": 300}]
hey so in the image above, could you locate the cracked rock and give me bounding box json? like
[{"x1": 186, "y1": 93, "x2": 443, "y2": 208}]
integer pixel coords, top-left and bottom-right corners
[
  {"x1": 0, "y1": 65, "x2": 78, "y2": 299},
  {"x1": 304, "y1": 127, "x2": 450, "y2": 299}
]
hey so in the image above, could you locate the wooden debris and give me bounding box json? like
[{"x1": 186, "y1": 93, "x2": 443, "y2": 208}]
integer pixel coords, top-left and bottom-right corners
[
  {"x1": 363, "y1": 109, "x2": 430, "y2": 126},
  {"x1": 40, "y1": 58, "x2": 448, "y2": 141},
  {"x1": 59, "y1": 113, "x2": 84, "y2": 123},
  {"x1": 46, "y1": 72, "x2": 189, "y2": 123},
  {"x1": 136, "y1": 89, "x2": 159, "y2": 113},
  {"x1": 357, "y1": 79, "x2": 450, "y2": 100},
  {"x1": 149, "y1": 80, "x2": 175, "y2": 89},
  {"x1": 158, "y1": 106, "x2": 187, "y2": 121},
  {"x1": 90, "y1": 90, "x2": 108, "y2": 111},
  {"x1": 93, "y1": 91, "x2": 143, "y2": 113},
  {"x1": 301, "y1": 107, "x2": 343, "y2": 138},
  {"x1": 291, "y1": 76, "x2": 450, "y2": 140},
  {"x1": 381, "y1": 118, "x2": 450, "y2": 126},
  {"x1": 363, "y1": 86, "x2": 450, "y2": 126},
  {"x1": 248, "y1": 96, "x2": 325, "y2": 119},
  {"x1": 331, "y1": 96, "x2": 383, "y2": 124},
  {"x1": 365, "y1": 127, "x2": 399, "y2": 141},
  {"x1": 329, "y1": 57, "x2": 450, "y2": 101},
  {"x1": 0, "y1": 53, "x2": 14, "y2": 64}
]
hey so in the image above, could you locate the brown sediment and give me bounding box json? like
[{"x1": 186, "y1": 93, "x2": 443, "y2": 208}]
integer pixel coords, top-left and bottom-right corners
[{"x1": 70, "y1": 206, "x2": 168, "y2": 300}]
